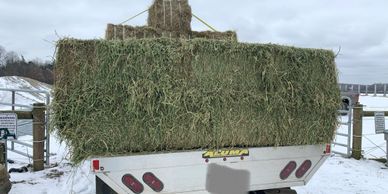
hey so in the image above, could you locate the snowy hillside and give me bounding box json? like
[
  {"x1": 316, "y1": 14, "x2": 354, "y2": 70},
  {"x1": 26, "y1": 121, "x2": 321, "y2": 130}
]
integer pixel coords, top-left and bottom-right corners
[
  {"x1": 1, "y1": 77, "x2": 388, "y2": 194},
  {"x1": 0, "y1": 76, "x2": 51, "y2": 110}
]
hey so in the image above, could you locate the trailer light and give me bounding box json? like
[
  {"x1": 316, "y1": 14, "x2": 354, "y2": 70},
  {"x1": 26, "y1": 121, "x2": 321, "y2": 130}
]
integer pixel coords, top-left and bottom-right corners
[
  {"x1": 92, "y1": 160, "x2": 99, "y2": 171},
  {"x1": 280, "y1": 161, "x2": 297, "y2": 180},
  {"x1": 142, "y1": 172, "x2": 164, "y2": 192},
  {"x1": 295, "y1": 160, "x2": 312, "y2": 178},
  {"x1": 324, "y1": 144, "x2": 331, "y2": 154},
  {"x1": 122, "y1": 174, "x2": 144, "y2": 194}
]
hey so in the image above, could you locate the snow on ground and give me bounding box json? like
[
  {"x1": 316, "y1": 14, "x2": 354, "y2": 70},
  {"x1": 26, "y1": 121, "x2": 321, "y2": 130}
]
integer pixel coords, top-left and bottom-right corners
[
  {"x1": 2, "y1": 77, "x2": 388, "y2": 194},
  {"x1": 294, "y1": 156, "x2": 388, "y2": 194},
  {"x1": 0, "y1": 76, "x2": 51, "y2": 110},
  {"x1": 7, "y1": 134, "x2": 95, "y2": 194},
  {"x1": 361, "y1": 94, "x2": 388, "y2": 111}
]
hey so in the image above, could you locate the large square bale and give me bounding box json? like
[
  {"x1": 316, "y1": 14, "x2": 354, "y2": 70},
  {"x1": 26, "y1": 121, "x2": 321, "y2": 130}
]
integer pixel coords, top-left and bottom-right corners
[{"x1": 54, "y1": 38, "x2": 340, "y2": 163}]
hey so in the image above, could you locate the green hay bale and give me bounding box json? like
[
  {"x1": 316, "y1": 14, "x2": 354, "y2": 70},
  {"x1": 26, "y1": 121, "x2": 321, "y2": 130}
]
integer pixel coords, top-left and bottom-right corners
[
  {"x1": 105, "y1": 24, "x2": 237, "y2": 41},
  {"x1": 53, "y1": 38, "x2": 340, "y2": 163},
  {"x1": 105, "y1": 24, "x2": 161, "y2": 40},
  {"x1": 148, "y1": 0, "x2": 192, "y2": 34},
  {"x1": 191, "y1": 30, "x2": 237, "y2": 41}
]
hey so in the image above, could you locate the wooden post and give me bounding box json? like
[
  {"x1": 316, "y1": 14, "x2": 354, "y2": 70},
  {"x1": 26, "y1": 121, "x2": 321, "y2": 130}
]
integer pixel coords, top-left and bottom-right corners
[
  {"x1": 0, "y1": 143, "x2": 4, "y2": 165},
  {"x1": 32, "y1": 103, "x2": 45, "y2": 171},
  {"x1": 352, "y1": 103, "x2": 363, "y2": 160}
]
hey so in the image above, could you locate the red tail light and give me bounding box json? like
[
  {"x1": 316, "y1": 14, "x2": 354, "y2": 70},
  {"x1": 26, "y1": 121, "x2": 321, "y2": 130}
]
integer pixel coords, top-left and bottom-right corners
[
  {"x1": 122, "y1": 174, "x2": 144, "y2": 194},
  {"x1": 280, "y1": 161, "x2": 297, "y2": 180},
  {"x1": 92, "y1": 160, "x2": 99, "y2": 171},
  {"x1": 325, "y1": 144, "x2": 331, "y2": 154},
  {"x1": 295, "y1": 160, "x2": 312, "y2": 178},
  {"x1": 142, "y1": 172, "x2": 164, "y2": 192}
]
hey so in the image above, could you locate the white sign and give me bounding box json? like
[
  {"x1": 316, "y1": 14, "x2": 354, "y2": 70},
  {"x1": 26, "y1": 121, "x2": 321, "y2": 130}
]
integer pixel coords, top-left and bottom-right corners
[
  {"x1": 374, "y1": 112, "x2": 386, "y2": 134},
  {"x1": 0, "y1": 113, "x2": 18, "y2": 137}
]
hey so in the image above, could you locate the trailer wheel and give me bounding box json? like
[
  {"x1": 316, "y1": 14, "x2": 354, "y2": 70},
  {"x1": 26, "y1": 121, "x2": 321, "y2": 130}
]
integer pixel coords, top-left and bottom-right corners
[
  {"x1": 249, "y1": 191, "x2": 265, "y2": 194},
  {"x1": 249, "y1": 188, "x2": 297, "y2": 194}
]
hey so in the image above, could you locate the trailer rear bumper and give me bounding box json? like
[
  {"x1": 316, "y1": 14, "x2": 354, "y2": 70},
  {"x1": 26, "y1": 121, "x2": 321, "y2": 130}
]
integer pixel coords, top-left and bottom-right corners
[{"x1": 92, "y1": 144, "x2": 330, "y2": 194}]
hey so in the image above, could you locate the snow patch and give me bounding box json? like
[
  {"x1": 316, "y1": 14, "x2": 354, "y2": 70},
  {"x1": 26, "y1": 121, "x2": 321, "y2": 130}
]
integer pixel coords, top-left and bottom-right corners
[{"x1": 0, "y1": 76, "x2": 51, "y2": 110}]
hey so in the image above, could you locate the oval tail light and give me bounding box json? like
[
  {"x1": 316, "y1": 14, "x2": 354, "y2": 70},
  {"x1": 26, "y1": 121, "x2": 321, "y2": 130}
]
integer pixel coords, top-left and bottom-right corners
[
  {"x1": 295, "y1": 160, "x2": 312, "y2": 178},
  {"x1": 122, "y1": 174, "x2": 144, "y2": 194},
  {"x1": 143, "y1": 172, "x2": 164, "y2": 192},
  {"x1": 280, "y1": 161, "x2": 297, "y2": 180}
]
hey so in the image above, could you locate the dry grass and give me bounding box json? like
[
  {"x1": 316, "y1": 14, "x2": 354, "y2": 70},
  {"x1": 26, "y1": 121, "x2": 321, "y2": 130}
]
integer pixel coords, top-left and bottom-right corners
[
  {"x1": 148, "y1": 0, "x2": 192, "y2": 33},
  {"x1": 54, "y1": 38, "x2": 340, "y2": 163}
]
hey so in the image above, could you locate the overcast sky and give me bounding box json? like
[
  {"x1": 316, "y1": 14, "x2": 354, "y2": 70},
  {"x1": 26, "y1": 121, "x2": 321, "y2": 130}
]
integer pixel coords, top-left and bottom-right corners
[{"x1": 0, "y1": 0, "x2": 387, "y2": 84}]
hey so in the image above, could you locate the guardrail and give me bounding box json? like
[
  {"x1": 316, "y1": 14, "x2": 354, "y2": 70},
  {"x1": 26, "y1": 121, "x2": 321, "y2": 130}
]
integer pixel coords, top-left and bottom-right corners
[{"x1": 339, "y1": 83, "x2": 387, "y2": 96}]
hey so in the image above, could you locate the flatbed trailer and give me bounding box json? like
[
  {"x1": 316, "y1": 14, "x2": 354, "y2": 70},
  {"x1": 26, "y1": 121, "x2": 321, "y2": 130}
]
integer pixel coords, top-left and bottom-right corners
[{"x1": 92, "y1": 144, "x2": 331, "y2": 194}]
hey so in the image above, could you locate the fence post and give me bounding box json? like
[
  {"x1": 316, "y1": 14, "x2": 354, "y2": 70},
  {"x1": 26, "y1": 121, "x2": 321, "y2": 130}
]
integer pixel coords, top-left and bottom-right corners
[
  {"x1": 11, "y1": 91, "x2": 15, "y2": 151},
  {"x1": 352, "y1": 103, "x2": 363, "y2": 160},
  {"x1": 358, "y1": 84, "x2": 361, "y2": 94},
  {"x1": 32, "y1": 103, "x2": 45, "y2": 171},
  {"x1": 374, "y1": 84, "x2": 377, "y2": 96},
  {"x1": 365, "y1": 85, "x2": 368, "y2": 96},
  {"x1": 45, "y1": 94, "x2": 50, "y2": 166},
  {"x1": 0, "y1": 141, "x2": 11, "y2": 193},
  {"x1": 384, "y1": 84, "x2": 387, "y2": 97}
]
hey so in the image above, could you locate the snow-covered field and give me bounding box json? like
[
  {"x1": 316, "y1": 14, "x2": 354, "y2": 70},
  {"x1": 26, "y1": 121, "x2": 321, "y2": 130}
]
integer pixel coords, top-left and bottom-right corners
[
  {"x1": 2, "y1": 77, "x2": 388, "y2": 194},
  {"x1": 0, "y1": 76, "x2": 51, "y2": 110}
]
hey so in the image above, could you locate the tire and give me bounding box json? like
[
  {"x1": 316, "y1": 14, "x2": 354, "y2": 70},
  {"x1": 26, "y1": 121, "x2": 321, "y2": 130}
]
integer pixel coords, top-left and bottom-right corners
[
  {"x1": 249, "y1": 188, "x2": 297, "y2": 194},
  {"x1": 340, "y1": 99, "x2": 350, "y2": 116}
]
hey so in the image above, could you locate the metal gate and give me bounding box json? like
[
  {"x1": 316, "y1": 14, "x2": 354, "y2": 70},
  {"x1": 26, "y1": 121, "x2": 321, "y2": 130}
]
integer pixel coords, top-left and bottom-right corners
[
  {"x1": 332, "y1": 96, "x2": 353, "y2": 157},
  {"x1": 0, "y1": 88, "x2": 50, "y2": 165}
]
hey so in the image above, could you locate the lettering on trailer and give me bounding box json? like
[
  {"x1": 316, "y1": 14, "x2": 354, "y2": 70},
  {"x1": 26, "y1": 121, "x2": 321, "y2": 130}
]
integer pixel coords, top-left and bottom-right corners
[
  {"x1": 202, "y1": 149, "x2": 249, "y2": 158},
  {"x1": 0, "y1": 113, "x2": 18, "y2": 137},
  {"x1": 374, "y1": 112, "x2": 386, "y2": 134}
]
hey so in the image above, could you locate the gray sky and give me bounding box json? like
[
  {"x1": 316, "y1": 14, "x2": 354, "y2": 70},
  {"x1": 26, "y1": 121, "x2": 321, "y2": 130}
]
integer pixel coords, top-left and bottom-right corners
[{"x1": 0, "y1": 0, "x2": 387, "y2": 84}]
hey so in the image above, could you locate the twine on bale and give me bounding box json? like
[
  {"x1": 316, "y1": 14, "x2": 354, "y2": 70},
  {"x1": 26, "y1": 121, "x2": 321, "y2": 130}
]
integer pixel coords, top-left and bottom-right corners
[{"x1": 119, "y1": 9, "x2": 149, "y2": 25}]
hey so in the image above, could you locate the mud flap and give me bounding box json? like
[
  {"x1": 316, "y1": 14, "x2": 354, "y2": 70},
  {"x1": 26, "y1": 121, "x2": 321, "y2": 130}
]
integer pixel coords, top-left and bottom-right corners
[{"x1": 96, "y1": 176, "x2": 118, "y2": 194}]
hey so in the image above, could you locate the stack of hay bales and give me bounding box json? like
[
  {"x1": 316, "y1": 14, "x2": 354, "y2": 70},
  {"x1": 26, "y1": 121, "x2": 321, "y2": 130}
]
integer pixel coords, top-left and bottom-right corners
[
  {"x1": 105, "y1": 24, "x2": 237, "y2": 41},
  {"x1": 53, "y1": 0, "x2": 340, "y2": 163},
  {"x1": 105, "y1": 0, "x2": 237, "y2": 41}
]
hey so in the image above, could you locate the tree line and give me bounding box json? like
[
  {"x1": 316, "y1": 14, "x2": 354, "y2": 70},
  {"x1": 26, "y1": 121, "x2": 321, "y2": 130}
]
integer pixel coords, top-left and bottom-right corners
[{"x1": 0, "y1": 45, "x2": 53, "y2": 85}]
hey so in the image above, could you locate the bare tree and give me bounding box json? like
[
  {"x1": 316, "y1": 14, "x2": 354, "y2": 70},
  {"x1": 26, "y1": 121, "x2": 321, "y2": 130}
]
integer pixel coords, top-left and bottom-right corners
[
  {"x1": 0, "y1": 45, "x2": 5, "y2": 66},
  {"x1": 4, "y1": 51, "x2": 20, "y2": 64}
]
